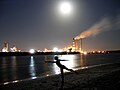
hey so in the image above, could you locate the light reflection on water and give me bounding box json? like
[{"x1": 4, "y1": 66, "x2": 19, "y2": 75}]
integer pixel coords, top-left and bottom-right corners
[
  {"x1": 59, "y1": 55, "x2": 76, "y2": 68},
  {"x1": 2, "y1": 57, "x2": 7, "y2": 82},
  {"x1": 0, "y1": 53, "x2": 120, "y2": 84},
  {"x1": 80, "y1": 54, "x2": 87, "y2": 67},
  {"x1": 29, "y1": 56, "x2": 37, "y2": 79},
  {"x1": 51, "y1": 54, "x2": 86, "y2": 74},
  {"x1": 11, "y1": 56, "x2": 17, "y2": 80}
]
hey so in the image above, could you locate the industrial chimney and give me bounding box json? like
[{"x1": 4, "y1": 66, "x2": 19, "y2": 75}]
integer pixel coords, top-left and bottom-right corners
[
  {"x1": 80, "y1": 38, "x2": 83, "y2": 52},
  {"x1": 73, "y1": 38, "x2": 79, "y2": 52}
]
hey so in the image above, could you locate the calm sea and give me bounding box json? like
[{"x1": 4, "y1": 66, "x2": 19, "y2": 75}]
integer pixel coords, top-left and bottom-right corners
[{"x1": 0, "y1": 53, "x2": 120, "y2": 84}]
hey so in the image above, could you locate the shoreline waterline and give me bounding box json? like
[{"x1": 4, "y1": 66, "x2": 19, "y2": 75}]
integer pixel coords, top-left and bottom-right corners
[
  {"x1": 1, "y1": 62, "x2": 120, "y2": 90},
  {"x1": 0, "y1": 62, "x2": 112, "y2": 85}
]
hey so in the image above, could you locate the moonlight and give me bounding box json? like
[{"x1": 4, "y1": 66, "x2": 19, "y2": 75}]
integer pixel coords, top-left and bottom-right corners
[{"x1": 60, "y1": 2, "x2": 72, "y2": 14}]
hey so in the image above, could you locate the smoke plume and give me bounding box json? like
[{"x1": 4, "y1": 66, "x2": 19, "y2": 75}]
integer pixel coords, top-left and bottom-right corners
[{"x1": 75, "y1": 17, "x2": 114, "y2": 40}]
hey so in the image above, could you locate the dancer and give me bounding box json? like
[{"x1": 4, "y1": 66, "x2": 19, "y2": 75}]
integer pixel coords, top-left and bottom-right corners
[
  {"x1": 45, "y1": 56, "x2": 78, "y2": 90},
  {"x1": 54, "y1": 56, "x2": 77, "y2": 73}
]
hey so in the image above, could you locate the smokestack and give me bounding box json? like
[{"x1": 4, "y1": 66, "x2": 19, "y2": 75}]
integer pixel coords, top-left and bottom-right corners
[
  {"x1": 73, "y1": 38, "x2": 79, "y2": 52},
  {"x1": 4, "y1": 42, "x2": 9, "y2": 51},
  {"x1": 80, "y1": 38, "x2": 82, "y2": 52}
]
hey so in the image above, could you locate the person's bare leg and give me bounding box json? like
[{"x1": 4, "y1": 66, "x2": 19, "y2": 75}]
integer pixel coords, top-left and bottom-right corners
[
  {"x1": 60, "y1": 68, "x2": 64, "y2": 90},
  {"x1": 64, "y1": 66, "x2": 78, "y2": 74}
]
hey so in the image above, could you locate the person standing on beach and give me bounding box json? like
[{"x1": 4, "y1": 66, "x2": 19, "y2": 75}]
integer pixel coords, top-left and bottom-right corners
[
  {"x1": 54, "y1": 56, "x2": 77, "y2": 74},
  {"x1": 54, "y1": 56, "x2": 78, "y2": 90},
  {"x1": 45, "y1": 56, "x2": 77, "y2": 90},
  {"x1": 45, "y1": 56, "x2": 77, "y2": 73}
]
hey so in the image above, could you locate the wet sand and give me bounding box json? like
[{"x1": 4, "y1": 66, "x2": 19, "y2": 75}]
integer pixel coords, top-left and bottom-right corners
[{"x1": 0, "y1": 62, "x2": 120, "y2": 90}]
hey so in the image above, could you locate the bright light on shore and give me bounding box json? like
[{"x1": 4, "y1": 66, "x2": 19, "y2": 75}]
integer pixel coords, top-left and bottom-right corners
[
  {"x1": 80, "y1": 51, "x2": 87, "y2": 55},
  {"x1": 83, "y1": 52, "x2": 87, "y2": 55},
  {"x1": 29, "y1": 49, "x2": 35, "y2": 54},
  {"x1": 53, "y1": 47, "x2": 59, "y2": 52}
]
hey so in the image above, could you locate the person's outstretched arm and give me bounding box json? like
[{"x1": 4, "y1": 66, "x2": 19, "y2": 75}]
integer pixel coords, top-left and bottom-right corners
[{"x1": 45, "y1": 60, "x2": 56, "y2": 63}]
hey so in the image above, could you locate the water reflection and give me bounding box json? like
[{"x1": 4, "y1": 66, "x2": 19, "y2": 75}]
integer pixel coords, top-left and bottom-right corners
[
  {"x1": 52, "y1": 54, "x2": 88, "y2": 73},
  {"x1": 79, "y1": 54, "x2": 88, "y2": 69},
  {"x1": 29, "y1": 56, "x2": 36, "y2": 79},
  {"x1": 52, "y1": 55, "x2": 78, "y2": 74},
  {"x1": 59, "y1": 55, "x2": 76, "y2": 68},
  {"x1": 0, "y1": 53, "x2": 119, "y2": 84},
  {"x1": 2, "y1": 57, "x2": 7, "y2": 82},
  {"x1": 11, "y1": 56, "x2": 17, "y2": 80},
  {"x1": 80, "y1": 54, "x2": 85, "y2": 67},
  {"x1": 44, "y1": 55, "x2": 53, "y2": 76},
  {"x1": 53, "y1": 62, "x2": 60, "y2": 74}
]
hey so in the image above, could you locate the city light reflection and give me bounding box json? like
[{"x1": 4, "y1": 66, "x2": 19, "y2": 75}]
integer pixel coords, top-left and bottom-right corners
[
  {"x1": 3, "y1": 82, "x2": 9, "y2": 85},
  {"x1": 59, "y1": 55, "x2": 75, "y2": 69},
  {"x1": 29, "y1": 56, "x2": 36, "y2": 79},
  {"x1": 2, "y1": 57, "x2": 7, "y2": 82},
  {"x1": 80, "y1": 54, "x2": 84, "y2": 67},
  {"x1": 11, "y1": 56, "x2": 17, "y2": 80},
  {"x1": 52, "y1": 55, "x2": 77, "y2": 74},
  {"x1": 53, "y1": 63, "x2": 60, "y2": 74},
  {"x1": 79, "y1": 54, "x2": 88, "y2": 70}
]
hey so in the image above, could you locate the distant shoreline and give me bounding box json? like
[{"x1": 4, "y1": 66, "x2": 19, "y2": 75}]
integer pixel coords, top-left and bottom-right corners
[
  {"x1": 0, "y1": 50, "x2": 120, "y2": 56},
  {"x1": 0, "y1": 52, "x2": 80, "y2": 56}
]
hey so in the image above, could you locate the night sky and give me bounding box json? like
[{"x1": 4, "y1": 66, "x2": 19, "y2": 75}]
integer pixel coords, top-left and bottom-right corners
[{"x1": 0, "y1": 0, "x2": 120, "y2": 51}]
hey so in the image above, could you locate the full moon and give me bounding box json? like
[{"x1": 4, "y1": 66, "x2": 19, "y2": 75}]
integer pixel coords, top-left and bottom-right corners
[{"x1": 60, "y1": 2, "x2": 71, "y2": 14}]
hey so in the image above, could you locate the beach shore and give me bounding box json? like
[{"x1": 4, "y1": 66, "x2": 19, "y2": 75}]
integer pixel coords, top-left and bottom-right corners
[{"x1": 1, "y1": 62, "x2": 120, "y2": 90}]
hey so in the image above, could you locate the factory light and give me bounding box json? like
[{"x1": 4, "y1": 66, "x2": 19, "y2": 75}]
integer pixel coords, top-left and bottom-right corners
[
  {"x1": 53, "y1": 47, "x2": 59, "y2": 52},
  {"x1": 2, "y1": 48, "x2": 8, "y2": 52},
  {"x1": 29, "y1": 49, "x2": 35, "y2": 54},
  {"x1": 83, "y1": 52, "x2": 87, "y2": 55}
]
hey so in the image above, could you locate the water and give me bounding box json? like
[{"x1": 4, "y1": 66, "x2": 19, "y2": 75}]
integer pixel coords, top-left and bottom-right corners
[{"x1": 0, "y1": 53, "x2": 120, "y2": 84}]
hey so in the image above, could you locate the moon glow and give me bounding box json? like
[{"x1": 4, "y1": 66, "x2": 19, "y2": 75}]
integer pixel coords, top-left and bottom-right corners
[{"x1": 60, "y1": 2, "x2": 71, "y2": 14}]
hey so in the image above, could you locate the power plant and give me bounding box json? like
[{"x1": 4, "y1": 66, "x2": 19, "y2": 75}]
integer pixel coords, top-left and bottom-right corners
[
  {"x1": 80, "y1": 38, "x2": 83, "y2": 52},
  {"x1": 1, "y1": 42, "x2": 20, "y2": 52},
  {"x1": 73, "y1": 38, "x2": 79, "y2": 51},
  {"x1": 0, "y1": 37, "x2": 84, "y2": 53},
  {"x1": 73, "y1": 38, "x2": 83, "y2": 52},
  {"x1": 2, "y1": 42, "x2": 9, "y2": 52}
]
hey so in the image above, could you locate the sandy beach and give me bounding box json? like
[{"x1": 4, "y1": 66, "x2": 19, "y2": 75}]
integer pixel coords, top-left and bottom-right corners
[{"x1": 0, "y1": 62, "x2": 120, "y2": 90}]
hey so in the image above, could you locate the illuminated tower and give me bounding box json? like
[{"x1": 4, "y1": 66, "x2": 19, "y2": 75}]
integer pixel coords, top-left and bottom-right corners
[
  {"x1": 73, "y1": 38, "x2": 79, "y2": 52},
  {"x1": 2, "y1": 42, "x2": 9, "y2": 52},
  {"x1": 10, "y1": 45, "x2": 17, "y2": 52},
  {"x1": 80, "y1": 38, "x2": 83, "y2": 52}
]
